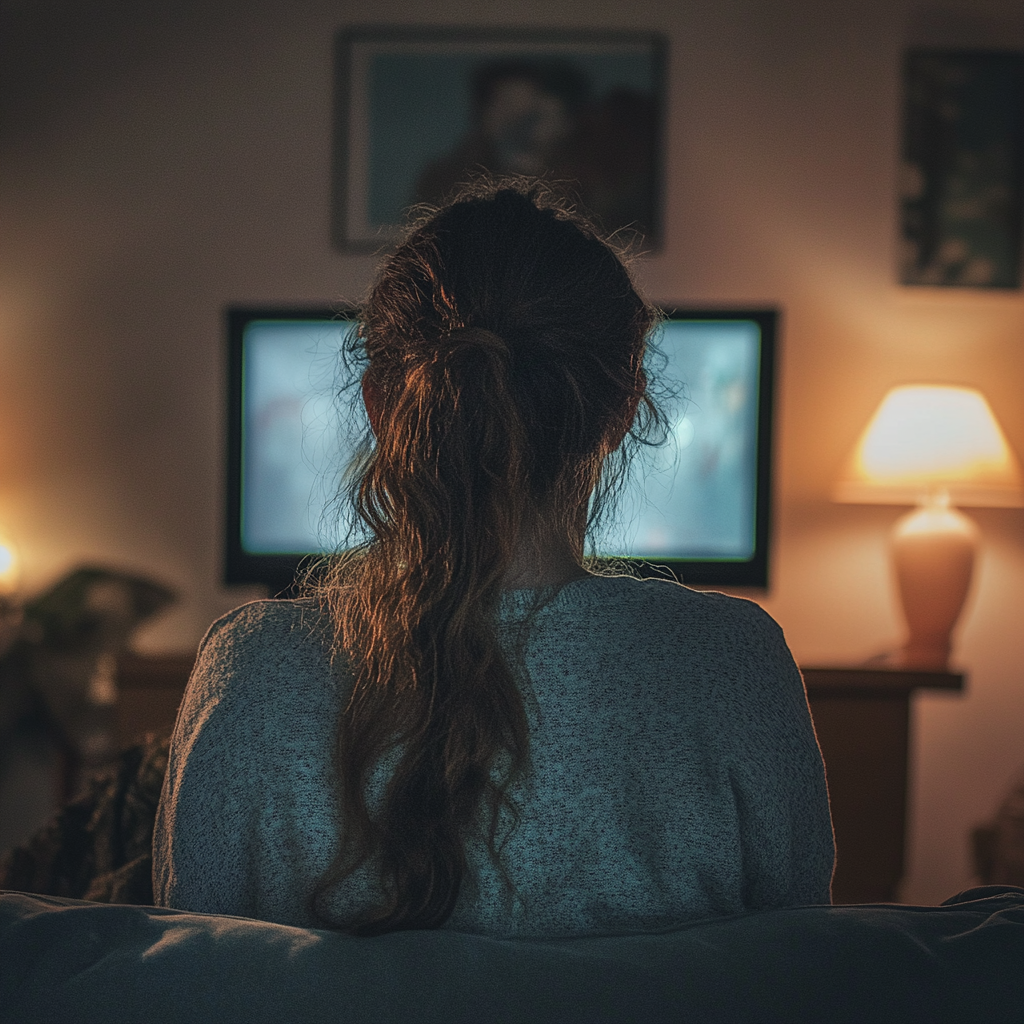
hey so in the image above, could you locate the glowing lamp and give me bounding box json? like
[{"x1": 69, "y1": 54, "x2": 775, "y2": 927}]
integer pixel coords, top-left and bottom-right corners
[
  {"x1": 835, "y1": 385, "x2": 1024, "y2": 668},
  {"x1": 0, "y1": 534, "x2": 19, "y2": 598}
]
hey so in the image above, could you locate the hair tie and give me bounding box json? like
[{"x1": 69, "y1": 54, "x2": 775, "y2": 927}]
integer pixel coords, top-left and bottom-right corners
[{"x1": 442, "y1": 326, "x2": 509, "y2": 361}]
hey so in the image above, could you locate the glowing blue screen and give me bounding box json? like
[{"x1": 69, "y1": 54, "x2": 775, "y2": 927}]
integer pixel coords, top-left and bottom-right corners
[{"x1": 240, "y1": 318, "x2": 761, "y2": 561}]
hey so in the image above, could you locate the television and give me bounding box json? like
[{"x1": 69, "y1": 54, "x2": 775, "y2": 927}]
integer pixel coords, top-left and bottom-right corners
[{"x1": 225, "y1": 307, "x2": 776, "y2": 590}]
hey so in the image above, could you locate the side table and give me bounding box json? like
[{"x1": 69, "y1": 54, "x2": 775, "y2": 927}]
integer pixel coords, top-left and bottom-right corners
[{"x1": 802, "y1": 666, "x2": 964, "y2": 903}]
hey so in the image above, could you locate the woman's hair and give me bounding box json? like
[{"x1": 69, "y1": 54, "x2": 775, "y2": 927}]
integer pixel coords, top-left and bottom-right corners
[{"x1": 311, "y1": 177, "x2": 659, "y2": 935}]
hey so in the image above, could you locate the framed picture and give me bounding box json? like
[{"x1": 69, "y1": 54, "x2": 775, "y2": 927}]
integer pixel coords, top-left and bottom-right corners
[
  {"x1": 332, "y1": 27, "x2": 666, "y2": 250},
  {"x1": 899, "y1": 50, "x2": 1024, "y2": 288}
]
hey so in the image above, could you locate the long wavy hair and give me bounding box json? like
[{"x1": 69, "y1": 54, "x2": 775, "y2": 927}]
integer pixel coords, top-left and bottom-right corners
[{"x1": 310, "y1": 178, "x2": 659, "y2": 935}]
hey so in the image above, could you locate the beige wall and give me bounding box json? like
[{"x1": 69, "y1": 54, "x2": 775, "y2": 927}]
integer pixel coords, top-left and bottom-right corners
[{"x1": 1, "y1": 0, "x2": 1021, "y2": 903}]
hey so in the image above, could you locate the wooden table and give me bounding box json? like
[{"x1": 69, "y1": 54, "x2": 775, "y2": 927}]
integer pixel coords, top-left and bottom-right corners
[
  {"x1": 115, "y1": 655, "x2": 965, "y2": 905},
  {"x1": 803, "y1": 667, "x2": 964, "y2": 904},
  {"x1": 115, "y1": 653, "x2": 195, "y2": 748}
]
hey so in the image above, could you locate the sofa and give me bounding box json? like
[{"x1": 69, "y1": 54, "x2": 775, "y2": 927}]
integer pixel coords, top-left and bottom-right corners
[
  {"x1": 2, "y1": 736, "x2": 1023, "y2": 1023},
  {"x1": 2, "y1": 885, "x2": 1023, "y2": 1023}
]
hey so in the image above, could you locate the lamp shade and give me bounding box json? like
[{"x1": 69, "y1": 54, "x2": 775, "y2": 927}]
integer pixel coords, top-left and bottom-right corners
[{"x1": 834, "y1": 385, "x2": 1024, "y2": 507}]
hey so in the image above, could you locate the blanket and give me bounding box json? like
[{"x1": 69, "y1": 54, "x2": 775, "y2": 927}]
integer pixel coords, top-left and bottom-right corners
[{"x1": 0, "y1": 734, "x2": 168, "y2": 904}]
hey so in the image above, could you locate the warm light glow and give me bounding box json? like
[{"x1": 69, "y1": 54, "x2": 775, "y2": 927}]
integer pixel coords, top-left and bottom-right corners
[
  {"x1": 0, "y1": 536, "x2": 19, "y2": 596},
  {"x1": 834, "y1": 385, "x2": 1024, "y2": 506}
]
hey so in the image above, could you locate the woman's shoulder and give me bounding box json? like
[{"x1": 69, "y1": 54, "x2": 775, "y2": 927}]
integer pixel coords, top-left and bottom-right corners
[
  {"x1": 203, "y1": 597, "x2": 329, "y2": 640},
  {"x1": 552, "y1": 574, "x2": 792, "y2": 674},
  {"x1": 192, "y1": 598, "x2": 337, "y2": 696},
  {"x1": 563, "y1": 573, "x2": 778, "y2": 629},
  {"x1": 576, "y1": 575, "x2": 804, "y2": 712},
  {"x1": 201, "y1": 597, "x2": 331, "y2": 647}
]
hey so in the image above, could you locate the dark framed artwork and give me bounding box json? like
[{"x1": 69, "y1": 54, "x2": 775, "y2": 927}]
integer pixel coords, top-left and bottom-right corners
[
  {"x1": 899, "y1": 50, "x2": 1024, "y2": 288},
  {"x1": 332, "y1": 27, "x2": 666, "y2": 250}
]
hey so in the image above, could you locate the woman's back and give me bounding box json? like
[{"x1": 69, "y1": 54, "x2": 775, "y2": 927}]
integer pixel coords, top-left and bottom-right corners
[
  {"x1": 154, "y1": 575, "x2": 833, "y2": 936},
  {"x1": 155, "y1": 179, "x2": 833, "y2": 935}
]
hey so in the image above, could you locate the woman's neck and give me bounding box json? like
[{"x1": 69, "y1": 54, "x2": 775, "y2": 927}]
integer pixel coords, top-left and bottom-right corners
[{"x1": 501, "y1": 521, "x2": 589, "y2": 590}]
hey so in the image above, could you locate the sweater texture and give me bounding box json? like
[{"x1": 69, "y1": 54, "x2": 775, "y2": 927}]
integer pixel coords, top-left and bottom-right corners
[{"x1": 153, "y1": 574, "x2": 834, "y2": 936}]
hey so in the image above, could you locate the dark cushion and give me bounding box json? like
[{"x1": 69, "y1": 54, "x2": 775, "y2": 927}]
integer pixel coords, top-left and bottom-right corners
[{"x1": 2, "y1": 886, "x2": 1022, "y2": 1023}]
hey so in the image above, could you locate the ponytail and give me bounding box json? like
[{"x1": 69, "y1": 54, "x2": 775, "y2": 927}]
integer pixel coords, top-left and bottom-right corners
[{"x1": 311, "y1": 179, "x2": 655, "y2": 934}]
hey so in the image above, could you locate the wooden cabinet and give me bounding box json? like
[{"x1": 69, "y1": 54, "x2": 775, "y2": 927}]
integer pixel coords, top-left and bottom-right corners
[{"x1": 803, "y1": 667, "x2": 964, "y2": 904}]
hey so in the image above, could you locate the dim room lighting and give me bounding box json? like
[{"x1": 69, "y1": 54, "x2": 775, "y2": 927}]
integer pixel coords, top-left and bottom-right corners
[{"x1": 834, "y1": 385, "x2": 1024, "y2": 668}]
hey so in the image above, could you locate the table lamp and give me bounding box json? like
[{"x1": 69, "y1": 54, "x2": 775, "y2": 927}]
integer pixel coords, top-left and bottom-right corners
[{"x1": 834, "y1": 384, "x2": 1024, "y2": 668}]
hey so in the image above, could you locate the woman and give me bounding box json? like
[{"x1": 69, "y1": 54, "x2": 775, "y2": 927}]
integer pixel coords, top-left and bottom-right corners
[{"x1": 154, "y1": 180, "x2": 834, "y2": 937}]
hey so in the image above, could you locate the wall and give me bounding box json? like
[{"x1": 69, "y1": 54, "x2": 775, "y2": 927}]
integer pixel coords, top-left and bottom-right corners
[{"x1": 1, "y1": 0, "x2": 1021, "y2": 903}]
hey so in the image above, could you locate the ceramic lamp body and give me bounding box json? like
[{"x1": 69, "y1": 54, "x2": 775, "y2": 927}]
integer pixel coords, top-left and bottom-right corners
[{"x1": 890, "y1": 499, "x2": 978, "y2": 668}]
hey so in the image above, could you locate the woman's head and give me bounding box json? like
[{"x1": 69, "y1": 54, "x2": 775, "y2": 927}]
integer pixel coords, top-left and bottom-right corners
[
  {"x1": 357, "y1": 179, "x2": 656, "y2": 570},
  {"x1": 314, "y1": 179, "x2": 657, "y2": 936}
]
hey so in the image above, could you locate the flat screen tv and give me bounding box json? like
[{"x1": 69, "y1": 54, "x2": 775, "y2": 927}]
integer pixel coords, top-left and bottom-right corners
[{"x1": 225, "y1": 307, "x2": 776, "y2": 590}]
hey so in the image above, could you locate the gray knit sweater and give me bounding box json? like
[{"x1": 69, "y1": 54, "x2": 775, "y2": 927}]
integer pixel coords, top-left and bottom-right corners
[{"x1": 153, "y1": 574, "x2": 834, "y2": 936}]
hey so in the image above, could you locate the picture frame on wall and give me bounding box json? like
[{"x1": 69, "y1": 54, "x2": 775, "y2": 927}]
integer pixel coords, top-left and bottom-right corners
[
  {"x1": 332, "y1": 27, "x2": 666, "y2": 251},
  {"x1": 899, "y1": 49, "x2": 1024, "y2": 288}
]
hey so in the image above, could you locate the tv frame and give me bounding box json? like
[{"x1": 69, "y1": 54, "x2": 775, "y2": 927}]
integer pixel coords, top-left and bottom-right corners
[{"x1": 225, "y1": 306, "x2": 777, "y2": 592}]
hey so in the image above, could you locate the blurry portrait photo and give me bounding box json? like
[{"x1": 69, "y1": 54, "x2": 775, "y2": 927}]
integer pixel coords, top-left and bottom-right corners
[{"x1": 333, "y1": 29, "x2": 665, "y2": 249}]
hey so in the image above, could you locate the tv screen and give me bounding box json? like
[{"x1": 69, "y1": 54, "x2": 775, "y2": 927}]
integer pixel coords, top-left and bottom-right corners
[{"x1": 225, "y1": 307, "x2": 776, "y2": 590}]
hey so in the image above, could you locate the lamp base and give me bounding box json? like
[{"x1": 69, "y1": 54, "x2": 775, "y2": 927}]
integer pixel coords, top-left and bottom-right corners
[{"x1": 889, "y1": 496, "x2": 978, "y2": 670}]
